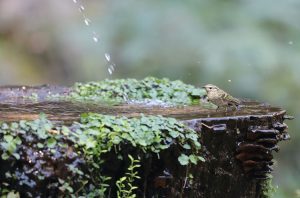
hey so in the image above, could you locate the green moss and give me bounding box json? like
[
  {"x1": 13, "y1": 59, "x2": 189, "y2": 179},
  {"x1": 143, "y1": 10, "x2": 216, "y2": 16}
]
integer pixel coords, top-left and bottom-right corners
[
  {"x1": 260, "y1": 176, "x2": 276, "y2": 198},
  {"x1": 0, "y1": 113, "x2": 203, "y2": 197},
  {"x1": 69, "y1": 77, "x2": 206, "y2": 105}
]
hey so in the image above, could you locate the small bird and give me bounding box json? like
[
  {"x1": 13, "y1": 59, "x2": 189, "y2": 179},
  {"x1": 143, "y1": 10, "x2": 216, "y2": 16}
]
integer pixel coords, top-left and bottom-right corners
[{"x1": 202, "y1": 84, "x2": 241, "y2": 110}]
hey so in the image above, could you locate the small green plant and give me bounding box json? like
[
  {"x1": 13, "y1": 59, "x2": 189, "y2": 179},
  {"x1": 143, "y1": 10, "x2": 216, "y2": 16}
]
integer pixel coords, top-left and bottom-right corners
[
  {"x1": 0, "y1": 134, "x2": 22, "y2": 160},
  {"x1": 116, "y1": 155, "x2": 141, "y2": 198}
]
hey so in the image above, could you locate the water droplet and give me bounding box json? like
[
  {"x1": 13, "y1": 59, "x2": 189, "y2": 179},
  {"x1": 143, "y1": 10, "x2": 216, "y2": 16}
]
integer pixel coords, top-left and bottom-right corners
[
  {"x1": 107, "y1": 64, "x2": 115, "y2": 75},
  {"x1": 92, "y1": 32, "x2": 99, "y2": 43},
  {"x1": 110, "y1": 64, "x2": 115, "y2": 71},
  {"x1": 84, "y1": 18, "x2": 91, "y2": 26},
  {"x1": 110, "y1": 64, "x2": 115, "y2": 70},
  {"x1": 228, "y1": 79, "x2": 232, "y2": 82},
  {"x1": 93, "y1": 37, "x2": 98, "y2": 42},
  {"x1": 288, "y1": 41, "x2": 294, "y2": 45},
  {"x1": 78, "y1": 5, "x2": 85, "y2": 13},
  {"x1": 108, "y1": 68, "x2": 113, "y2": 75},
  {"x1": 105, "y1": 53, "x2": 111, "y2": 62}
]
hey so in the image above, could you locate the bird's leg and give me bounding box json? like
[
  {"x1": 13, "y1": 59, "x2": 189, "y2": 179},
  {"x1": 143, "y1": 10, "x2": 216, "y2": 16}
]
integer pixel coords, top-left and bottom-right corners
[
  {"x1": 227, "y1": 103, "x2": 239, "y2": 111},
  {"x1": 231, "y1": 104, "x2": 240, "y2": 111}
]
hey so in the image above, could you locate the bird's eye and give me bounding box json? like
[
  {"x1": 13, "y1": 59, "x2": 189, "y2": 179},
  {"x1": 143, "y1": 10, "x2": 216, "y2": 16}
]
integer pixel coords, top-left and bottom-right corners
[{"x1": 209, "y1": 87, "x2": 212, "y2": 90}]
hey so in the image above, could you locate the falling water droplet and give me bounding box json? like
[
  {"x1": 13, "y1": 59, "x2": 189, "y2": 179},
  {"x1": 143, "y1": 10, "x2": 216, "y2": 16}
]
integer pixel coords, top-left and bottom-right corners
[
  {"x1": 84, "y1": 18, "x2": 91, "y2": 26},
  {"x1": 108, "y1": 68, "x2": 113, "y2": 75},
  {"x1": 110, "y1": 64, "x2": 115, "y2": 71},
  {"x1": 79, "y1": 5, "x2": 85, "y2": 12},
  {"x1": 228, "y1": 79, "x2": 232, "y2": 82},
  {"x1": 71, "y1": 0, "x2": 119, "y2": 79},
  {"x1": 105, "y1": 53, "x2": 111, "y2": 62},
  {"x1": 288, "y1": 41, "x2": 293, "y2": 45},
  {"x1": 110, "y1": 64, "x2": 115, "y2": 70},
  {"x1": 93, "y1": 37, "x2": 99, "y2": 42},
  {"x1": 107, "y1": 63, "x2": 116, "y2": 75},
  {"x1": 92, "y1": 32, "x2": 99, "y2": 43}
]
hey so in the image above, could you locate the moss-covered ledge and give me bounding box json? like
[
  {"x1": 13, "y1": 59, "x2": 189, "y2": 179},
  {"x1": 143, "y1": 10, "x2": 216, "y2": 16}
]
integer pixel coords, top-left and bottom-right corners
[
  {"x1": 0, "y1": 113, "x2": 204, "y2": 197},
  {"x1": 0, "y1": 77, "x2": 292, "y2": 197},
  {"x1": 0, "y1": 77, "x2": 207, "y2": 106},
  {"x1": 68, "y1": 77, "x2": 207, "y2": 105}
]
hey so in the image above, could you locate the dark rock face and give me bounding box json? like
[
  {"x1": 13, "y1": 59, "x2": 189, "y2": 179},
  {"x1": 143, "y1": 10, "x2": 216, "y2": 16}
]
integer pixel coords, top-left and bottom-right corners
[{"x1": 147, "y1": 111, "x2": 290, "y2": 198}]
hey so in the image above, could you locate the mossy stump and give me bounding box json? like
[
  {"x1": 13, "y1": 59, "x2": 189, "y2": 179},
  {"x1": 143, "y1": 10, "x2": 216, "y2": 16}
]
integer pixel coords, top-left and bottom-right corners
[{"x1": 0, "y1": 81, "x2": 291, "y2": 198}]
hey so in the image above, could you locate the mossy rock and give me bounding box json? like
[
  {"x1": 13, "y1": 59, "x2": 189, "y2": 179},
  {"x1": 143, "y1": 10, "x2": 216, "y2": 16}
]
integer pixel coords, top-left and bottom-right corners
[{"x1": 0, "y1": 77, "x2": 292, "y2": 197}]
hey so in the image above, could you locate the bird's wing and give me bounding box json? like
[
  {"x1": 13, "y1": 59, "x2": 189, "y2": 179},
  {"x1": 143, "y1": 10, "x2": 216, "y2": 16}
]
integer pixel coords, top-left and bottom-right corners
[{"x1": 225, "y1": 94, "x2": 241, "y2": 105}]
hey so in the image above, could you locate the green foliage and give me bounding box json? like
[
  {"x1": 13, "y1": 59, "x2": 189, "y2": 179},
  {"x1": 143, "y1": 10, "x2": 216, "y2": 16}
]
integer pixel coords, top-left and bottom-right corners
[
  {"x1": 72, "y1": 113, "x2": 203, "y2": 196},
  {"x1": 77, "y1": 113, "x2": 203, "y2": 165},
  {"x1": 261, "y1": 176, "x2": 276, "y2": 198},
  {"x1": 69, "y1": 77, "x2": 206, "y2": 105},
  {"x1": 0, "y1": 190, "x2": 20, "y2": 198},
  {"x1": 0, "y1": 1, "x2": 299, "y2": 195},
  {"x1": 116, "y1": 155, "x2": 141, "y2": 198},
  {"x1": 0, "y1": 114, "x2": 88, "y2": 197},
  {"x1": 0, "y1": 134, "x2": 22, "y2": 160},
  {"x1": 0, "y1": 114, "x2": 54, "y2": 161},
  {"x1": 178, "y1": 153, "x2": 204, "y2": 166},
  {"x1": 0, "y1": 113, "x2": 204, "y2": 197},
  {"x1": 178, "y1": 154, "x2": 190, "y2": 166}
]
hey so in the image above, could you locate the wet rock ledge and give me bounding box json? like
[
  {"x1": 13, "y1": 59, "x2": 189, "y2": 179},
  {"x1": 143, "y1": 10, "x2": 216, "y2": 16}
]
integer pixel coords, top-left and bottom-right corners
[{"x1": 0, "y1": 78, "x2": 292, "y2": 198}]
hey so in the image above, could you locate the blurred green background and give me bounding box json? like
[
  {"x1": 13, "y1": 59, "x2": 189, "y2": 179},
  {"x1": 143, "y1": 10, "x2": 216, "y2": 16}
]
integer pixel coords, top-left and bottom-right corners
[{"x1": 0, "y1": 0, "x2": 299, "y2": 197}]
